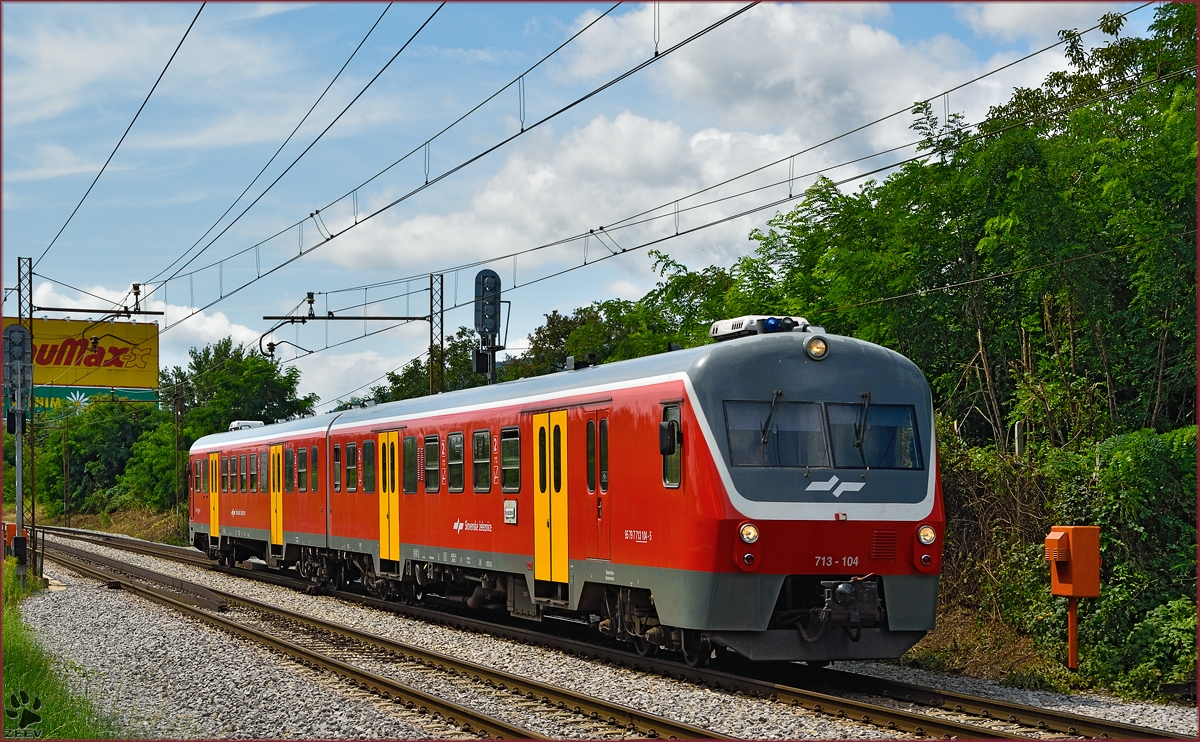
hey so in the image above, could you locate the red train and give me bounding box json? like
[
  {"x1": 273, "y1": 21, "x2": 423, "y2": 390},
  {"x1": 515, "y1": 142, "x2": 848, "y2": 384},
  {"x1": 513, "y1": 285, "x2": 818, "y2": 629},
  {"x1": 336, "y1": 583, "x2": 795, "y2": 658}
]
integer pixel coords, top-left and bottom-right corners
[{"x1": 189, "y1": 316, "x2": 944, "y2": 664}]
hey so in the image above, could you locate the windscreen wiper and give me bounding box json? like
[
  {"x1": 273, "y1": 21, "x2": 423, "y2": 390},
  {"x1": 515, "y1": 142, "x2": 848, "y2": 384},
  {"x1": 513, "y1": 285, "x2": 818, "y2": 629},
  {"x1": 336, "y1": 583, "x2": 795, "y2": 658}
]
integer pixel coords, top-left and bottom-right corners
[
  {"x1": 760, "y1": 389, "x2": 784, "y2": 445},
  {"x1": 853, "y1": 391, "x2": 871, "y2": 475}
]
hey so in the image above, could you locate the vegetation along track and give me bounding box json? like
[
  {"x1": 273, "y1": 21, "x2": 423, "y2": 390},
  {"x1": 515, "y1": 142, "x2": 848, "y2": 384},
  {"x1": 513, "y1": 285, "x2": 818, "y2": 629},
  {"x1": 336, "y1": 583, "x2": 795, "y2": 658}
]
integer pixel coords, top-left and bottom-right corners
[
  {"x1": 41, "y1": 526, "x2": 1190, "y2": 740},
  {"x1": 42, "y1": 537, "x2": 725, "y2": 740}
]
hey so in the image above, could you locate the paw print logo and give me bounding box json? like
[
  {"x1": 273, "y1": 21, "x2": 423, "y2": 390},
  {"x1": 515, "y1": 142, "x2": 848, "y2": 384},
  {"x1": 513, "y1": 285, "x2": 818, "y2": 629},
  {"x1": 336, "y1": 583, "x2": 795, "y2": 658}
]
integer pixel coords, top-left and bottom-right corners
[{"x1": 5, "y1": 690, "x2": 42, "y2": 730}]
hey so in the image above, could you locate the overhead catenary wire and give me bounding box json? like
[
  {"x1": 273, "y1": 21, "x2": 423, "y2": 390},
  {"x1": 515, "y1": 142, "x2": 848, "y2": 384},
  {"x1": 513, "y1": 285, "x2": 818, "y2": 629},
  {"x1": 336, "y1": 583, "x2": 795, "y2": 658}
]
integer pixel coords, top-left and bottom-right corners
[
  {"x1": 310, "y1": 0, "x2": 1159, "y2": 302},
  {"x1": 150, "y1": 2, "x2": 758, "y2": 335},
  {"x1": 142, "y1": 2, "x2": 396, "y2": 291},
  {"x1": 137, "y1": 2, "x2": 623, "y2": 310},
  {"x1": 32, "y1": 2, "x2": 205, "y2": 271},
  {"x1": 145, "y1": 3, "x2": 446, "y2": 300}
]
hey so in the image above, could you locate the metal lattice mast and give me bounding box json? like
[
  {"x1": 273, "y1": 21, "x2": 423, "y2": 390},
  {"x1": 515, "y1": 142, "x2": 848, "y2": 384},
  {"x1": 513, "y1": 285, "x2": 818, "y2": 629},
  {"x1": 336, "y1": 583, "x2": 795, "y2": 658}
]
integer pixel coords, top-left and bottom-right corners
[
  {"x1": 429, "y1": 274, "x2": 444, "y2": 395},
  {"x1": 17, "y1": 257, "x2": 38, "y2": 576}
]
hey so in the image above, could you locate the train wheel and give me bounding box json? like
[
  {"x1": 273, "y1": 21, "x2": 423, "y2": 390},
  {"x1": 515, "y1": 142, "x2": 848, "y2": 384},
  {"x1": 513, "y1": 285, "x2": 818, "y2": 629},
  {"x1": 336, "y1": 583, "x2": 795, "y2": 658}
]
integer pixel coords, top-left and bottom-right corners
[
  {"x1": 633, "y1": 637, "x2": 658, "y2": 657},
  {"x1": 681, "y1": 630, "x2": 708, "y2": 667}
]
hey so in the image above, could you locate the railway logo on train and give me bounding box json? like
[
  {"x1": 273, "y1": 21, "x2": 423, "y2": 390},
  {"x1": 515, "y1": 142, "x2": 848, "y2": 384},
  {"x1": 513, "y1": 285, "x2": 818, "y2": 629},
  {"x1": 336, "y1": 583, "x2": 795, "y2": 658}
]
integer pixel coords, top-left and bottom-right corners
[{"x1": 188, "y1": 315, "x2": 944, "y2": 665}]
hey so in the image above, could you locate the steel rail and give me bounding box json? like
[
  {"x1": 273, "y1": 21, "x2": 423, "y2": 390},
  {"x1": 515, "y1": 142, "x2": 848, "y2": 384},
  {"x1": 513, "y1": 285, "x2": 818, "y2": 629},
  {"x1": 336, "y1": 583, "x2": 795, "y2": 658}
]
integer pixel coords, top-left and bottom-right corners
[
  {"x1": 42, "y1": 548, "x2": 544, "y2": 739},
  {"x1": 206, "y1": 585, "x2": 731, "y2": 740},
  {"x1": 42, "y1": 526, "x2": 1193, "y2": 740},
  {"x1": 39, "y1": 525, "x2": 210, "y2": 565},
  {"x1": 45, "y1": 540, "x2": 226, "y2": 612},
  {"x1": 762, "y1": 666, "x2": 1195, "y2": 740}
]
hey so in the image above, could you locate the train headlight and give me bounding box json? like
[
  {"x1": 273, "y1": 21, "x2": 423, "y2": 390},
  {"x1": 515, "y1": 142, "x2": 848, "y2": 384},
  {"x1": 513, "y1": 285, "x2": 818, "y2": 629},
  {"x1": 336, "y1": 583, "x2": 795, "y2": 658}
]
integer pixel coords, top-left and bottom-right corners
[
  {"x1": 917, "y1": 524, "x2": 936, "y2": 545},
  {"x1": 805, "y1": 336, "x2": 828, "y2": 360},
  {"x1": 739, "y1": 523, "x2": 760, "y2": 544}
]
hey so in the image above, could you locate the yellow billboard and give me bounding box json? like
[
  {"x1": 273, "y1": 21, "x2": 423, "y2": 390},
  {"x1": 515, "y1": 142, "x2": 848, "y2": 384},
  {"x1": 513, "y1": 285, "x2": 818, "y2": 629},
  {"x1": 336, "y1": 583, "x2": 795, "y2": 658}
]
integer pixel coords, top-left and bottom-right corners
[{"x1": 1, "y1": 317, "x2": 159, "y2": 389}]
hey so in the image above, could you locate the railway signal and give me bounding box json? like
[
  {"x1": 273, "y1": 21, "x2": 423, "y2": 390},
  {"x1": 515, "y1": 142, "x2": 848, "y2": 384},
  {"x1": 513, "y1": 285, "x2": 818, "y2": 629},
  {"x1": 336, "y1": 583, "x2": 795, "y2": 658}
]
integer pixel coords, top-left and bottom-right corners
[{"x1": 473, "y1": 270, "x2": 507, "y2": 385}]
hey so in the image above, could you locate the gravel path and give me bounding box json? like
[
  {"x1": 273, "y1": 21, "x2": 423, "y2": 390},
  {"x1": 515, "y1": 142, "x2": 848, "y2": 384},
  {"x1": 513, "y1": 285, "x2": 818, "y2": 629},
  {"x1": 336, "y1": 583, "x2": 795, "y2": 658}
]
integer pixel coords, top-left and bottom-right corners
[{"x1": 40, "y1": 532, "x2": 1197, "y2": 738}]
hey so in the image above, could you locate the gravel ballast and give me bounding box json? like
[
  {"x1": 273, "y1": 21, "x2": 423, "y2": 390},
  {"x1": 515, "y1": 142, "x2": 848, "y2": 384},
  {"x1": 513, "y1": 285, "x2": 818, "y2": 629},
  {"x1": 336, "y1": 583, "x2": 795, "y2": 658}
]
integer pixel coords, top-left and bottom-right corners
[{"x1": 40, "y1": 533, "x2": 1198, "y2": 738}]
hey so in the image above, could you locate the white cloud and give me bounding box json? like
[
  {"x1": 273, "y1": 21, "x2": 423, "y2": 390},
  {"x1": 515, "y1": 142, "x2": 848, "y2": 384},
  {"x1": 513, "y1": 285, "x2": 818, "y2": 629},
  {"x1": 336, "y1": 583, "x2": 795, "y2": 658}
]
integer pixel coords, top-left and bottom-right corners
[
  {"x1": 955, "y1": 3, "x2": 1128, "y2": 44},
  {"x1": 311, "y1": 111, "x2": 826, "y2": 284},
  {"x1": 556, "y1": 3, "x2": 1070, "y2": 146},
  {"x1": 5, "y1": 144, "x2": 108, "y2": 182}
]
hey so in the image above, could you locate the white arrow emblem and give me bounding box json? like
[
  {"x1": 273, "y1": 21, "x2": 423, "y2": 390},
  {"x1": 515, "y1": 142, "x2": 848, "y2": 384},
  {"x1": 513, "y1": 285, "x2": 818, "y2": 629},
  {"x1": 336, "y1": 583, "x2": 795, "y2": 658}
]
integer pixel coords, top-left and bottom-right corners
[{"x1": 806, "y1": 475, "x2": 865, "y2": 497}]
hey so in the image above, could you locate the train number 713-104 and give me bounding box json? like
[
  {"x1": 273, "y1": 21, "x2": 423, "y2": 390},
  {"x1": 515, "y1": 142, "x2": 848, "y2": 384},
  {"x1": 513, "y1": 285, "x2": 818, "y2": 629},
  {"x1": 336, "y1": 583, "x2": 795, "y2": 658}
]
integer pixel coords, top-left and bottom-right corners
[{"x1": 815, "y1": 556, "x2": 860, "y2": 567}]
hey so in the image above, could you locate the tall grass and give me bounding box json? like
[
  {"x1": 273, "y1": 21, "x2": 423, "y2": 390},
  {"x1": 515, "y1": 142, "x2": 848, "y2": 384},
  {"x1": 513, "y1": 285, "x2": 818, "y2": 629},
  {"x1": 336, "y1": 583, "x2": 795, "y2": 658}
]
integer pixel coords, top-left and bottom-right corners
[{"x1": 3, "y1": 558, "x2": 124, "y2": 739}]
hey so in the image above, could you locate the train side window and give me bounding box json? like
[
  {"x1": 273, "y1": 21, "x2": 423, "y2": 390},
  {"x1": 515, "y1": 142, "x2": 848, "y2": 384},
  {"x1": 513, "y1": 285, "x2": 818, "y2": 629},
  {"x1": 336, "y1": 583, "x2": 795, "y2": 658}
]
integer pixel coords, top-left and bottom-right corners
[
  {"x1": 249, "y1": 454, "x2": 258, "y2": 492},
  {"x1": 333, "y1": 445, "x2": 342, "y2": 491},
  {"x1": 586, "y1": 421, "x2": 596, "y2": 492},
  {"x1": 363, "y1": 440, "x2": 376, "y2": 493},
  {"x1": 346, "y1": 443, "x2": 358, "y2": 492},
  {"x1": 600, "y1": 418, "x2": 609, "y2": 493},
  {"x1": 403, "y1": 436, "x2": 417, "y2": 493},
  {"x1": 447, "y1": 433, "x2": 464, "y2": 492},
  {"x1": 285, "y1": 449, "x2": 295, "y2": 493},
  {"x1": 424, "y1": 436, "x2": 440, "y2": 493},
  {"x1": 298, "y1": 449, "x2": 308, "y2": 492},
  {"x1": 221, "y1": 456, "x2": 229, "y2": 492},
  {"x1": 202, "y1": 460, "x2": 209, "y2": 492},
  {"x1": 311, "y1": 446, "x2": 319, "y2": 493},
  {"x1": 501, "y1": 428, "x2": 520, "y2": 492},
  {"x1": 662, "y1": 405, "x2": 682, "y2": 488},
  {"x1": 472, "y1": 430, "x2": 491, "y2": 492},
  {"x1": 239, "y1": 454, "x2": 248, "y2": 492}
]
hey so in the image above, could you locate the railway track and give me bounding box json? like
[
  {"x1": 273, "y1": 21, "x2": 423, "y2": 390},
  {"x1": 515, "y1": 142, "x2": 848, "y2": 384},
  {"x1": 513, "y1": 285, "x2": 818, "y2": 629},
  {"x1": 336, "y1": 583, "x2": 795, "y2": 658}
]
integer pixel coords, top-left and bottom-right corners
[
  {"x1": 40, "y1": 526, "x2": 1193, "y2": 740},
  {"x1": 43, "y1": 539, "x2": 726, "y2": 740}
]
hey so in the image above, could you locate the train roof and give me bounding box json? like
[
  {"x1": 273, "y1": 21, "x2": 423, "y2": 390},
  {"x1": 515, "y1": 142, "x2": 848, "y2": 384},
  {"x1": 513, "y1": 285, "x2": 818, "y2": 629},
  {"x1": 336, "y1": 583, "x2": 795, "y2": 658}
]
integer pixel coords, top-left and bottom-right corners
[{"x1": 191, "y1": 329, "x2": 919, "y2": 451}]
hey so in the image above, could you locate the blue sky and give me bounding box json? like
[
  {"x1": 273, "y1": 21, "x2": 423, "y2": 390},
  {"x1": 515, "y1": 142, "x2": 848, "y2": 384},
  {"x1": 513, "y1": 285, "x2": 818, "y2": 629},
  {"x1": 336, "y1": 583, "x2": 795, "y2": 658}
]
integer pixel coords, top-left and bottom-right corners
[{"x1": 2, "y1": 2, "x2": 1153, "y2": 409}]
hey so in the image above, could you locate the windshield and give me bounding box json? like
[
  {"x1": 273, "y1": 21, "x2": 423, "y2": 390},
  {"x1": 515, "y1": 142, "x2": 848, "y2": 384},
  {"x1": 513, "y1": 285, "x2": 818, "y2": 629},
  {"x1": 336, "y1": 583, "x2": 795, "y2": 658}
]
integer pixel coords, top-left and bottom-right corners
[
  {"x1": 725, "y1": 401, "x2": 830, "y2": 467},
  {"x1": 827, "y1": 403, "x2": 922, "y2": 469},
  {"x1": 724, "y1": 400, "x2": 922, "y2": 470}
]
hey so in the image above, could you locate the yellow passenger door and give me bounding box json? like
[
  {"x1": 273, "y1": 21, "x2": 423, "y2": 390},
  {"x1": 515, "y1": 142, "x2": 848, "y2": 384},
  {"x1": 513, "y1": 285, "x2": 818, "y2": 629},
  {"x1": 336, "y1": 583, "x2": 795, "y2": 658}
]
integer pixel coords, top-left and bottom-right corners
[
  {"x1": 378, "y1": 431, "x2": 400, "y2": 563},
  {"x1": 533, "y1": 411, "x2": 569, "y2": 583},
  {"x1": 270, "y1": 445, "x2": 284, "y2": 546},
  {"x1": 208, "y1": 453, "x2": 220, "y2": 539}
]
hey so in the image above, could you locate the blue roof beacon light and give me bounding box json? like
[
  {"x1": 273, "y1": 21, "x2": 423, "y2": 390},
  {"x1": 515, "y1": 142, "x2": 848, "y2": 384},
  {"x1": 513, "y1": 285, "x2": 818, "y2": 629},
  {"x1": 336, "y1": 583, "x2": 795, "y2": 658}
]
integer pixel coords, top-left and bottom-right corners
[{"x1": 709, "y1": 315, "x2": 813, "y2": 341}]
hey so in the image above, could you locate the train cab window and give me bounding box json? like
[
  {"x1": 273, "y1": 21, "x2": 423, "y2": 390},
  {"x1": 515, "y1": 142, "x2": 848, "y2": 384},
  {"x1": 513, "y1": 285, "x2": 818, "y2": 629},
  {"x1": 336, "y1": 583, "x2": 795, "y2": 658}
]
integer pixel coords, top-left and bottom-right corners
[
  {"x1": 311, "y1": 447, "x2": 319, "y2": 493},
  {"x1": 447, "y1": 433, "x2": 464, "y2": 492},
  {"x1": 662, "y1": 405, "x2": 682, "y2": 488},
  {"x1": 403, "y1": 436, "x2": 417, "y2": 493},
  {"x1": 472, "y1": 430, "x2": 491, "y2": 492},
  {"x1": 346, "y1": 443, "x2": 358, "y2": 492},
  {"x1": 249, "y1": 454, "x2": 258, "y2": 492},
  {"x1": 285, "y1": 449, "x2": 295, "y2": 493},
  {"x1": 424, "y1": 436, "x2": 440, "y2": 493},
  {"x1": 221, "y1": 457, "x2": 229, "y2": 492},
  {"x1": 586, "y1": 421, "x2": 596, "y2": 492},
  {"x1": 363, "y1": 440, "x2": 376, "y2": 494},
  {"x1": 297, "y1": 449, "x2": 308, "y2": 492},
  {"x1": 827, "y1": 403, "x2": 922, "y2": 470},
  {"x1": 725, "y1": 401, "x2": 829, "y2": 468},
  {"x1": 333, "y1": 445, "x2": 342, "y2": 491},
  {"x1": 501, "y1": 428, "x2": 520, "y2": 492},
  {"x1": 239, "y1": 454, "x2": 248, "y2": 492},
  {"x1": 599, "y1": 419, "x2": 609, "y2": 493}
]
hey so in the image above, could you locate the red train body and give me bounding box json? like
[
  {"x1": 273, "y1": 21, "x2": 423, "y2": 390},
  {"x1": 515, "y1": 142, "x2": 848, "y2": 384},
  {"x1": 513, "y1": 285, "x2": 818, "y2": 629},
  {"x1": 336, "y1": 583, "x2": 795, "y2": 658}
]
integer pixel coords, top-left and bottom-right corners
[{"x1": 190, "y1": 320, "x2": 944, "y2": 663}]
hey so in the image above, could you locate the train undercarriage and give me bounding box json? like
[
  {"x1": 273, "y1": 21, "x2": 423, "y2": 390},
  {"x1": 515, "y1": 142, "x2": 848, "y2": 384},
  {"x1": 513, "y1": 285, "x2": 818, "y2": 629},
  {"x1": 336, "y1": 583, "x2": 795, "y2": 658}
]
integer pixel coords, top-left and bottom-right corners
[{"x1": 199, "y1": 534, "x2": 910, "y2": 666}]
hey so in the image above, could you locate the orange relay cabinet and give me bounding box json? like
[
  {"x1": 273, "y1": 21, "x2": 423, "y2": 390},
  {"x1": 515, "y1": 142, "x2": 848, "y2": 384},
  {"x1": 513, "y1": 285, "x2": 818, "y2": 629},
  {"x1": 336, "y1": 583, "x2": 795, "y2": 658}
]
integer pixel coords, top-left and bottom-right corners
[{"x1": 1044, "y1": 525, "x2": 1100, "y2": 598}]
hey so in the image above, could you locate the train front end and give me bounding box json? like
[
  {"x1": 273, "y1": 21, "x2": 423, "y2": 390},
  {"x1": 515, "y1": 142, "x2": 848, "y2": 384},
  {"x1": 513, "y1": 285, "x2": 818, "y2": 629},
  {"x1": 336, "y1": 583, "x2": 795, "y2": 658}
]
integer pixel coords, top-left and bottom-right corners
[{"x1": 687, "y1": 316, "x2": 943, "y2": 663}]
